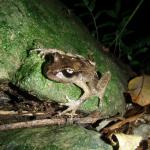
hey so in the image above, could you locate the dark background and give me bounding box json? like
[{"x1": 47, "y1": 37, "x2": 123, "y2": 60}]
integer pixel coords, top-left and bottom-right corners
[{"x1": 60, "y1": 0, "x2": 150, "y2": 74}]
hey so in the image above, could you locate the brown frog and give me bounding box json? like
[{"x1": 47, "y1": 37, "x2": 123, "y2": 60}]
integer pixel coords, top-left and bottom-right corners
[{"x1": 32, "y1": 48, "x2": 111, "y2": 116}]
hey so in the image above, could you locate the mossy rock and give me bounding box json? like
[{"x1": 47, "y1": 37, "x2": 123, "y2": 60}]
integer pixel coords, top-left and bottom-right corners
[
  {"x1": 0, "y1": 125, "x2": 112, "y2": 150},
  {"x1": 0, "y1": 0, "x2": 127, "y2": 116}
]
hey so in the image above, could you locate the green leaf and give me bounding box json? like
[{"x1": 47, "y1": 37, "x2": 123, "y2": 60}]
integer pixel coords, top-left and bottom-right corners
[
  {"x1": 102, "y1": 32, "x2": 115, "y2": 42},
  {"x1": 88, "y1": 0, "x2": 95, "y2": 12},
  {"x1": 135, "y1": 48, "x2": 149, "y2": 56},
  {"x1": 82, "y1": 0, "x2": 95, "y2": 12},
  {"x1": 95, "y1": 10, "x2": 106, "y2": 20},
  {"x1": 115, "y1": 0, "x2": 121, "y2": 15},
  {"x1": 83, "y1": 0, "x2": 90, "y2": 7},
  {"x1": 130, "y1": 60, "x2": 140, "y2": 66},
  {"x1": 97, "y1": 22, "x2": 116, "y2": 29},
  {"x1": 121, "y1": 10, "x2": 132, "y2": 17},
  {"x1": 104, "y1": 10, "x2": 117, "y2": 18},
  {"x1": 131, "y1": 36, "x2": 150, "y2": 50},
  {"x1": 87, "y1": 21, "x2": 94, "y2": 26},
  {"x1": 79, "y1": 12, "x2": 90, "y2": 17},
  {"x1": 118, "y1": 40, "x2": 131, "y2": 56},
  {"x1": 118, "y1": 15, "x2": 130, "y2": 29},
  {"x1": 127, "y1": 54, "x2": 132, "y2": 61},
  {"x1": 91, "y1": 31, "x2": 96, "y2": 37},
  {"x1": 74, "y1": 3, "x2": 85, "y2": 7}
]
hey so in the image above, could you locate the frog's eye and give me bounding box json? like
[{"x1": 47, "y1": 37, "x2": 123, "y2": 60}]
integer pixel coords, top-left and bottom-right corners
[{"x1": 62, "y1": 68, "x2": 75, "y2": 78}]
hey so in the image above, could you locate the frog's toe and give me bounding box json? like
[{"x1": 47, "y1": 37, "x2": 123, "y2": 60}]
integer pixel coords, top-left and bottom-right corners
[{"x1": 58, "y1": 100, "x2": 81, "y2": 117}]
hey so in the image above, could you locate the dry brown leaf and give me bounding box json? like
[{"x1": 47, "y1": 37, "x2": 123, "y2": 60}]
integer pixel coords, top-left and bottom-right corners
[{"x1": 128, "y1": 75, "x2": 150, "y2": 106}]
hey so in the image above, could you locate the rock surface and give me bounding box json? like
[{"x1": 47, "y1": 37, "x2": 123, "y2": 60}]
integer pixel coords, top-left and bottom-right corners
[{"x1": 0, "y1": 0, "x2": 127, "y2": 116}]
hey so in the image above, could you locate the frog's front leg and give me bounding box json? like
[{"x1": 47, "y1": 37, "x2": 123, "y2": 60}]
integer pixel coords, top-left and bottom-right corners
[
  {"x1": 96, "y1": 71, "x2": 111, "y2": 101},
  {"x1": 59, "y1": 81, "x2": 91, "y2": 117}
]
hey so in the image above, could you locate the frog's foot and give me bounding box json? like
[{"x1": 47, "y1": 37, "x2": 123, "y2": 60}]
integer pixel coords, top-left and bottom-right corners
[
  {"x1": 59, "y1": 97, "x2": 82, "y2": 118},
  {"x1": 30, "y1": 48, "x2": 50, "y2": 58}
]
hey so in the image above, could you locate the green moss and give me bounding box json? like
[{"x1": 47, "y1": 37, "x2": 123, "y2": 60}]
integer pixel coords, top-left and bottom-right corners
[{"x1": 0, "y1": 125, "x2": 112, "y2": 150}]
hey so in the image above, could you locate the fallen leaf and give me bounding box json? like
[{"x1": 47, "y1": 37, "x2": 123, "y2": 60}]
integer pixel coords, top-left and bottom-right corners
[
  {"x1": 110, "y1": 133, "x2": 142, "y2": 150},
  {"x1": 128, "y1": 75, "x2": 150, "y2": 106}
]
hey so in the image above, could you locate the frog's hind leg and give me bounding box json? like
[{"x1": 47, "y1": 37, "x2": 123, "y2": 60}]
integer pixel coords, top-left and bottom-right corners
[{"x1": 96, "y1": 71, "x2": 111, "y2": 105}]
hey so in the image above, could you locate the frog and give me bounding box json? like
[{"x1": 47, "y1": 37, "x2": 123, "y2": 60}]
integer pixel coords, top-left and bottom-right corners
[{"x1": 32, "y1": 48, "x2": 111, "y2": 117}]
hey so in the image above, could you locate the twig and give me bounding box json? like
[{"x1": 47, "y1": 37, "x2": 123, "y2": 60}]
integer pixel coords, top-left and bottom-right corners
[
  {"x1": 103, "y1": 113, "x2": 144, "y2": 132},
  {"x1": 0, "y1": 110, "x2": 45, "y2": 116},
  {"x1": 0, "y1": 116, "x2": 99, "y2": 131}
]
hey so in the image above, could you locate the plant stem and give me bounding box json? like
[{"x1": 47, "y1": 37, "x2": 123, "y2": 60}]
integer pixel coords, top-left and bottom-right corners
[
  {"x1": 111, "y1": 0, "x2": 144, "y2": 46},
  {"x1": 89, "y1": 11, "x2": 99, "y2": 40}
]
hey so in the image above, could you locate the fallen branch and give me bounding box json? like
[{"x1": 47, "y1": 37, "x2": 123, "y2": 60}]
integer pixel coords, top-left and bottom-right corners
[{"x1": 0, "y1": 116, "x2": 99, "y2": 131}]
